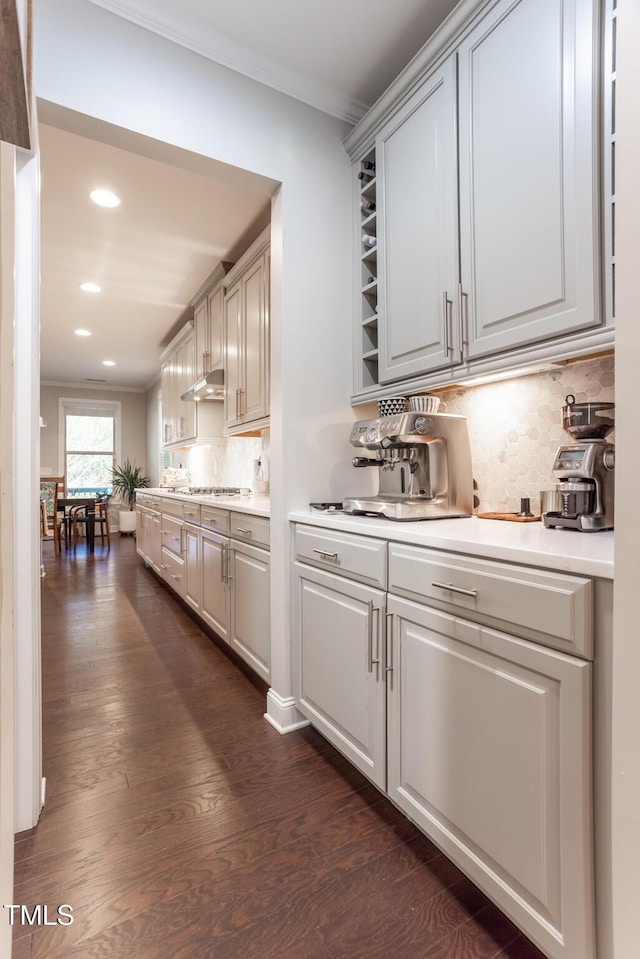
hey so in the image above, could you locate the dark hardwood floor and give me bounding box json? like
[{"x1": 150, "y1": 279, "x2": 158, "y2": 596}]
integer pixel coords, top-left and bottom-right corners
[{"x1": 13, "y1": 535, "x2": 547, "y2": 959}]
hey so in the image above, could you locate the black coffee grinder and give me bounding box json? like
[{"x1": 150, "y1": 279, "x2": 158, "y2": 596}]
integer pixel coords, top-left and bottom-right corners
[{"x1": 543, "y1": 395, "x2": 615, "y2": 532}]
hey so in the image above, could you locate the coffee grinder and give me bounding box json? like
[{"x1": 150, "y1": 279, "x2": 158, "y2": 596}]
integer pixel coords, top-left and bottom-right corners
[{"x1": 543, "y1": 394, "x2": 615, "y2": 532}]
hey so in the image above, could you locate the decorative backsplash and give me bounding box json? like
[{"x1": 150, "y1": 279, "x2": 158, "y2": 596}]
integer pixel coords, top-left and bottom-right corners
[
  {"x1": 440, "y1": 355, "x2": 614, "y2": 514},
  {"x1": 178, "y1": 430, "x2": 270, "y2": 490}
]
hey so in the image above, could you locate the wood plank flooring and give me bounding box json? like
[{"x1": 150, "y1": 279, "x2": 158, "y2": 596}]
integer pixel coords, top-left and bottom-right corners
[{"x1": 13, "y1": 536, "x2": 547, "y2": 959}]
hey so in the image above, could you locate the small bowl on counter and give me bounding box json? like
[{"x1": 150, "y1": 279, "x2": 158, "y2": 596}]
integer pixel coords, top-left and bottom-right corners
[
  {"x1": 409, "y1": 394, "x2": 441, "y2": 413},
  {"x1": 377, "y1": 396, "x2": 408, "y2": 416}
]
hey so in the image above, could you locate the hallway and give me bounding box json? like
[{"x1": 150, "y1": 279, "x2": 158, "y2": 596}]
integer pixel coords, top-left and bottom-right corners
[{"x1": 13, "y1": 537, "x2": 545, "y2": 959}]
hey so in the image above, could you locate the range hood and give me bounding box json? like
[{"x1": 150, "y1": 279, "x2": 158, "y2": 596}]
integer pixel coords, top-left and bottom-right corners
[{"x1": 180, "y1": 368, "x2": 225, "y2": 401}]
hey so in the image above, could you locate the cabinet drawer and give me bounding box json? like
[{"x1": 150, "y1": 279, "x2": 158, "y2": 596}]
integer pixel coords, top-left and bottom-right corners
[
  {"x1": 160, "y1": 498, "x2": 185, "y2": 519},
  {"x1": 160, "y1": 546, "x2": 185, "y2": 598},
  {"x1": 201, "y1": 506, "x2": 230, "y2": 535},
  {"x1": 182, "y1": 503, "x2": 201, "y2": 525},
  {"x1": 388, "y1": 543, "x2": 593, "y2": 658},
  {"x1": 295, "y1": 524, "x2": 387, "y2": 589},
  {"x1": 230, "y1": 512, "x2": 270, "y2": 548},
  {"x1": 161, "y1": 514, "x2": 184, "y2": 558}
]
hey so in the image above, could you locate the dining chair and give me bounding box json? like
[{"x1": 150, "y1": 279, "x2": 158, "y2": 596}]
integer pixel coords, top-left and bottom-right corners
[
  {"x1": 40, "y1": 476, "x2": 66, "y2": 554},
  {"x1": 71, "y1": 498, "x2": 110, "y2": 550}
]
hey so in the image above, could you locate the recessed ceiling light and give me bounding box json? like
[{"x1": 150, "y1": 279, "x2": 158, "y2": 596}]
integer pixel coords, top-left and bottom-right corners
[
  {"x1": 80, "y1": 282, "x2": 101, "y2": 294},
  {"x1": 90, "y1": 188, "x2": 120, "y2": 208},
  {"x1": 102, "y1": 360, "x2": 116, "y2": 367},
  {"x1": 74, "y1": 329, "x2": 92, "y2": 337}
]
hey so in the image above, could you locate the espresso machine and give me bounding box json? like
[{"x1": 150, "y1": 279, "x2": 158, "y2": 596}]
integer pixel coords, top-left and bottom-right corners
[
  {"x1": 543, "y1": 395, "x2": 615, "y2": 532},
  {"x1": 343, "y1": 411, "x2": 474, "y2": 521}
]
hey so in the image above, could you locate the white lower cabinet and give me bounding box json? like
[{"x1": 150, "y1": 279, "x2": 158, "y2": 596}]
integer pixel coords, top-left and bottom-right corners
[
  {"x1": 293, "y1": 522, "x2": 595, "y2": 959},
  {"x1": 136, "y1": 503, "x2": 162, "y2": 574},
  {"x1": 230, "y1": 542, "x2": 271, "y2": 682},
  {"x1": 386, "y1": 595, "x2": 593, "y2": 959},
  {"x1": 295, "y1": 563, "x2": 386, "y2": 788},
  {"x1": 200, "y1": 528, "x2": 231, "y2": 644},
  {"x1": 142, "y1": 500, "x2": 271, "y2": 683},
  {"x1": 183, "y1": 522, "x2": 201, "y2": 614}
]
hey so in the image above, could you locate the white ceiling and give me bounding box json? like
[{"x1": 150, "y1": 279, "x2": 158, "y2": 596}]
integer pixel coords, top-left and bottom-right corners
[
  {"x1": 40, "y1": 0, "x2": 460, "y2": 390},
  {"x1": 39, "y1": 123, "x2": 273, "y2": 389}
]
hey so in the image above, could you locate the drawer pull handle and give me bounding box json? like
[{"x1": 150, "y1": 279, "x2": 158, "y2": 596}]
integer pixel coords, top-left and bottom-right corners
[
  {"x1": 312, "y1": 548, "x2": 338, "y2": 561},
  {"x1": 235, "y1": 527, "x2": 252, "y2": 535},
  {"x1": 385, "y1": 611, "x2": 393, "y2": 676},
  {"x1": 432, "y1": 580, "x2": 478, "y2": 598}
]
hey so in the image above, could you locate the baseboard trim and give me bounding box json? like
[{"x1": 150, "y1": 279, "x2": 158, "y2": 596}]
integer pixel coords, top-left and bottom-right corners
[{"x1": 264, "y1": 689, "x2": 309, "y2": 735}]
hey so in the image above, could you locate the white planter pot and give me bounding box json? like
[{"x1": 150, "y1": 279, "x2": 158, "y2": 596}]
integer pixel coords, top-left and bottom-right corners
[{"x1": 118, "y1": 510, "x2": 137, "y2": 534}]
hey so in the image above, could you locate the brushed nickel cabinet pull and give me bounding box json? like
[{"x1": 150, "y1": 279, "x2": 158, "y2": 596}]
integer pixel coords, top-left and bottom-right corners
[
  {"x1": 235, "y1": 527, "x2": 252, "y2": 535},
  {"x1": 367, "y1": 601, "x2": 380, "y2": 673},
  {"x1": 432, "y1": 580, "x2": 478, "y2": 598},
  {"x1": 443, "y1": 291, "x2": 453, "y2": 355},
  {"x1": 458, "y1": 282, "x2": 469, "y2": 352},
  {"x1": 312, "y1": 548, "x2": 338, "y2": 561},
  {"x1": 385, "y1": 611, "x2": 393, "y2": 676}
]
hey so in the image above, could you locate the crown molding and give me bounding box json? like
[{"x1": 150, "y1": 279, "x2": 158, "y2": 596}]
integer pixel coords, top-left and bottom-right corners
[
  {"x1": 86, "y1": 0, "x2": 367, "y2": 124},
  {"x1": 41, "y1": 379, "x2": 146, "y2": 393}
]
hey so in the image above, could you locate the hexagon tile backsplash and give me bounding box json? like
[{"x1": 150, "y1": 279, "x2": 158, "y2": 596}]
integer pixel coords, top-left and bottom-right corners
[{"x1": 440, "y1": 355, "x2": 614, "y2": 515}]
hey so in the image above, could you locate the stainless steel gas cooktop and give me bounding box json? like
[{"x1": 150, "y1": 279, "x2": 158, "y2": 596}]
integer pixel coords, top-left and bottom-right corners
[{"x1": 175, "y1": 486, "x2": 250, "y2": 497}]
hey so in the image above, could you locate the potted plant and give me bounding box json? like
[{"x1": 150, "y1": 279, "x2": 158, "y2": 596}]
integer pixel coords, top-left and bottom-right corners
[{"x1": 110, "y1": 459, "x2": 151, "y2": 535}]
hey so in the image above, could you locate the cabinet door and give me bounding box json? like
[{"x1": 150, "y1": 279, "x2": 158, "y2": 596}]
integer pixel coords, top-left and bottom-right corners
[
  {"x1": 193, "y1": 295, "x2": 209, "y2": 379},
  {"x1": 183, "y1": 523, "x2": 201, "y2": 614},
  {"x1": 224, "y1": 280, "x2": 243, "y2": 431},
  {"x1": 377, "y1": 58, "x2": 458, "y2": 383},
  {"x1": 207, "y1": 283, "x2": 225, "y2": 374},
  {"x1": 201, "y1": 529, "x2": 230, "y2": 643},
  {"x1": 160, "y1": 361, "x2": 173, "y2": 446},
  {"x1": 147, "y1": 511, "x2": 161, "y2": 574},
  {"x1": 242, "y1": 254, "x2": 269, "y2": 422},
  {"x1": 294, "y1": 563, "x2": 387, "y2": 790},
  {"x1": 387, "y1": 594, "x2": 594, "y2": 959},
  {"x1": 176, "y1": 332, "x2": 196, "y2": 441},
  {"x1": 458, "y1": 0, "x2": 599, "y2": 358},
  {"x1": 230, "y1": 542, "x2": 270, "y2": 682},
  {"x1": 135, "y1": 506, "x2": 146, "y2": 558}
]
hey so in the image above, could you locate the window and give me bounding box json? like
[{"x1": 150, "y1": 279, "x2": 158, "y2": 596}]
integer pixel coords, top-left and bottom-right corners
[{"x1": 59, "y1": 399, "x2": 121, "y2": 496}]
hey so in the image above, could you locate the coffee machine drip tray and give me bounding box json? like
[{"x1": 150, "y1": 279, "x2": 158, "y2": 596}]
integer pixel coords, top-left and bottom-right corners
[{"x1": 342, "y1": 495, "x2": 472, "y2": 522}]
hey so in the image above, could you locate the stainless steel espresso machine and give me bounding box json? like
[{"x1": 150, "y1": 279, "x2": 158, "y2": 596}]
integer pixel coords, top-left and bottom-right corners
[
  {"x1": 543, "y1": 395, "x2": 615, "y2": 532},
  {"x1": 343, "y1": 411, "x2": 474, "y2": 521}
]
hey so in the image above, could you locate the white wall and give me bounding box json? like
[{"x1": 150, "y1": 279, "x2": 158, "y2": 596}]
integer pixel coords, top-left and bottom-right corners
[
  {"x1": 0, "y1": 142, "x2": 17, "y2": 959},
  {"x1": 145, "y1": 378, "x2": 161, "y2": 486},
  {"x1": 33, "y1": 0, "x2": 356, "y2": 728},
  {"x1": 40, "y1": 384, "x2": 148, "y2": 477},
  {"x1": 610, "y1": 2, "x2": 640, "y2": 956}
]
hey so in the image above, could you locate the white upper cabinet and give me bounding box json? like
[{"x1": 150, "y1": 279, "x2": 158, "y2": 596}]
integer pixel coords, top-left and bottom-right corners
[
  {"x1": 223, "y1": 227, "x2": 270, "y2": 435},
  {"x1": 377, "y1": 58, "x2": 459, "y2": 383},
  {"x1": 347, "y1": 0, "x2": 605, "y2": 400},
  {"x1": 458, "y1": 0, "x2": 600, "y2": 358},
  {"x1": 192, "y1": 262, "x2": 232, "y2": 380}
]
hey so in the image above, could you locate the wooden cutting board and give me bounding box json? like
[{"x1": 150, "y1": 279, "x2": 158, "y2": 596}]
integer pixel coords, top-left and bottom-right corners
[{"x1": 477, "y1": 512, "x2": 541, "y2": 523}]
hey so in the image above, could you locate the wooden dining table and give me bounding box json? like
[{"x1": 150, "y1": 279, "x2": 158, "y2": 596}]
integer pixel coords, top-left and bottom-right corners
[{"x1": 56, "y1": 498, "x2": 96, "y2": 554}]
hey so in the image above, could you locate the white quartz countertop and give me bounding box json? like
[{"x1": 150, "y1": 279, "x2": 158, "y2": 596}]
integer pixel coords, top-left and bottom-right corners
[
  {"x1": 289, "y1": 510, "x2": 614, "y2": 580},
  {"x1": 140, "y1": 490, "x2": 270, "y2": 518}
]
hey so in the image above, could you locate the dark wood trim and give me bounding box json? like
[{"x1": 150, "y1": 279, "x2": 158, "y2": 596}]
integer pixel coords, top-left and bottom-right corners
[{"x1": 0, "y1": 0, "x2": 31, "y2": 150}]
